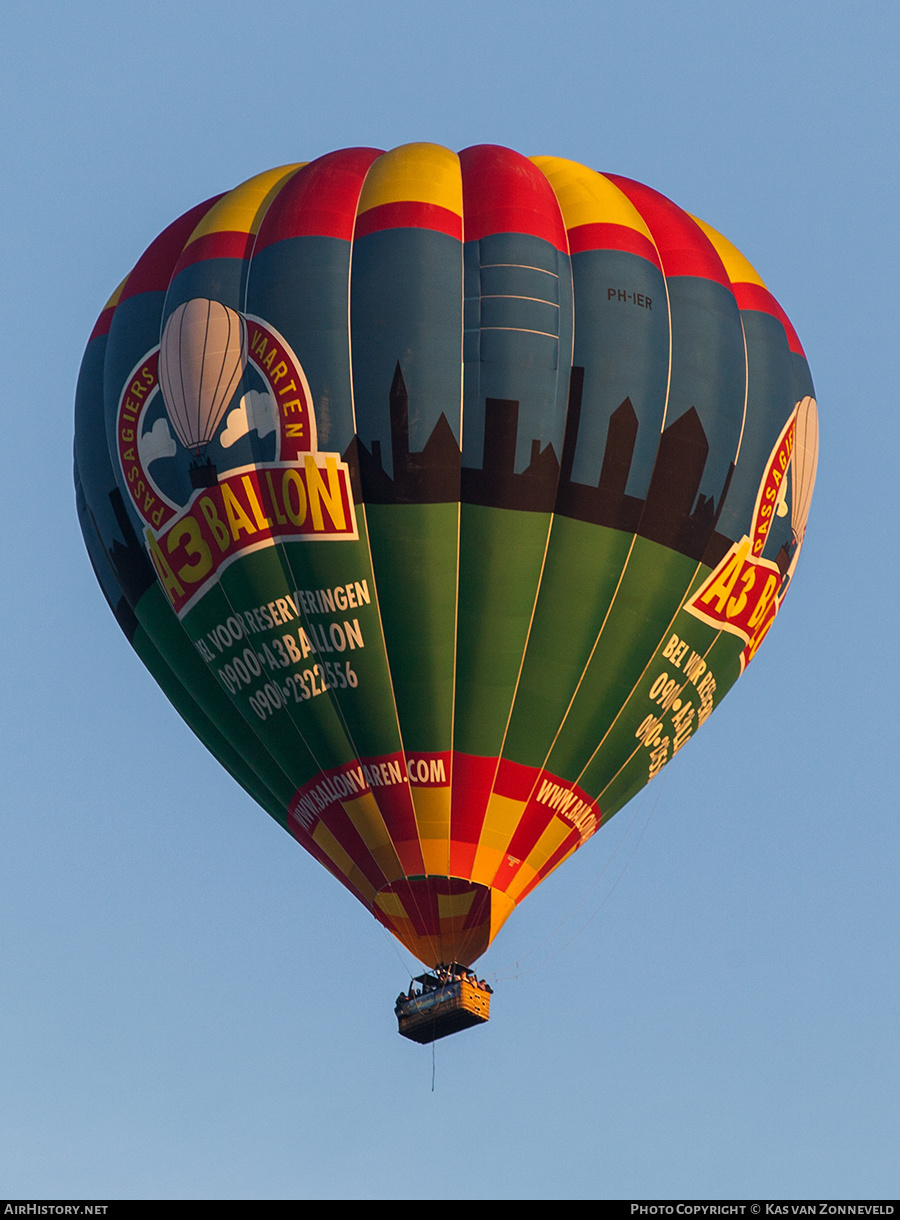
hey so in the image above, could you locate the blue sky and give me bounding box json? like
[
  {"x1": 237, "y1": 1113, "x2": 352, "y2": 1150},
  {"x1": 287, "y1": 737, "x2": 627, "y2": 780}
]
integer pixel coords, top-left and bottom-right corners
[{"x1": 2, "y1": 0, "x2": 897, "y2": 1200}]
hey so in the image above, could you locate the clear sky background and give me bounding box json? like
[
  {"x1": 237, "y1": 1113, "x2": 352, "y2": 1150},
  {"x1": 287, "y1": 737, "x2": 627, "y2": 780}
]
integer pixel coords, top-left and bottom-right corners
[{"x1": 2, "y1": 0, "x2": 897, "y2": 1201}]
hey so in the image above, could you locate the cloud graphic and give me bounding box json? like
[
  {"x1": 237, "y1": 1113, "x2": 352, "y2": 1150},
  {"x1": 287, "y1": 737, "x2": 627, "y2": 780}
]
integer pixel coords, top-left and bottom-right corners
[
  {"x1": 220, "y1": 389, "x2": 278, "y2": 448},
  {"x1": 139, "y1": 416, "x2": 178, "y2": 464}
]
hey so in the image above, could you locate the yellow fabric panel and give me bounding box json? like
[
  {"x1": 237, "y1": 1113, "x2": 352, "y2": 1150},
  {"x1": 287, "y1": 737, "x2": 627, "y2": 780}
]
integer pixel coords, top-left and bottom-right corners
[
  {"x1": 525, "y1": 815, "x2": 573, "y2": 874},
  {"x1": 531, "y1": 156, "x2": 654, "y2": 240},
  {"x1": 469, "y1": 844, "x2": 506, "y2": 889},
  {"x1": 689, "y1": 214, "x2": 768, "y2": 289},
  {"x1": 411, "y1": 785, "x2": 451, "y2": 875},
  {"x1": 373, "y1": 889, "x2": 407, "y2": 920},
  {"x1": 312, "y1": 822, "x2": 376, "y2": 903},
  {"x1": 421, "y1": 839, "x2": 450, "y2": 876},
  {"x1": 185, "y1": 163, "x2": 305, "y2": 244},
  {"x1": 437, "y1": 889, "x2": 476, "y2": 920},
  {"x1": 479, "y1": 793, "x2": 527, "y2": 849},
  {"x1": 411, "y1": 783, "x2": 451, "y2": 838},
  {"x1": 340, "y1": 791, "x2": 404, "y2": 881},
  {"x1": 505, "y1": 817, "x2": 577, "y2": 902},
  {"x1": 357, "y1": 142, "x2": 462, "y2": 215},
  {"x1": 346, "y1": 865, "x2": 377, "y2": 905},
  {"x1": 469, "y1": 793, "x2": 527, "y2": 887},
  {"x1": 489, "y1": 889, "x2": 517, "y2": 944},
  {"x1": 505, "y1": 860, "x2": 539, "y2": 904},
  {"x1": 104, "y1": 276, "x2": 128, "y2": 312}
]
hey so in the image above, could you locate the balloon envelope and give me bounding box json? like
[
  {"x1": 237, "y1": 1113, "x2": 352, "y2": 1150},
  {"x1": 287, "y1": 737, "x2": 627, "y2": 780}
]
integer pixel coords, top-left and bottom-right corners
[
  {"x1": 158, "y1": 297, "x2": 248, "y2": 452},
  {"x1": 75, "y1": 144, "x2": 817, "y2": 967}
]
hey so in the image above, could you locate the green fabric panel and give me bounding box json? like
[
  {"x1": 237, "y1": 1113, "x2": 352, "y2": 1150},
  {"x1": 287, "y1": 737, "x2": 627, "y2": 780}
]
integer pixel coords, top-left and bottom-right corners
[{"x1": 365, "y1": 503, "x2": 459, "y2": 755}]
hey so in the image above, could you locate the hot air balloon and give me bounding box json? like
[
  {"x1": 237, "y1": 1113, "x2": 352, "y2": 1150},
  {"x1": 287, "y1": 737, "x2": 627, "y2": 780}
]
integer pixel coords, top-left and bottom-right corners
[
  {"x1": 75, "y1": 144, "x2": 817, "y2": 1042},
  {"x1": 158, "y1": 297, "x2": 248, "y2": 487}
]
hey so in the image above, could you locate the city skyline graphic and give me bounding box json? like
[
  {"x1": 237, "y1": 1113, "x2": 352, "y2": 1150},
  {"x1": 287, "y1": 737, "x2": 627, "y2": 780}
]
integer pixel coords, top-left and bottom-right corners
[{"x1": 347, "y1": 361, "x2": 747, "y2": 568}]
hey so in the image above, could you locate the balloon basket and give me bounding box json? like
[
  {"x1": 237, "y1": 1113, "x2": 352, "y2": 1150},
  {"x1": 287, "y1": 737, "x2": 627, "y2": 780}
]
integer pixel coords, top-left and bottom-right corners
[
  {"x1": 395, "y1": 969, "x2": 491, "y2": 1044},
  {"x1": 189, "y1": 461, "x2": 218, "y2": 489}
]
